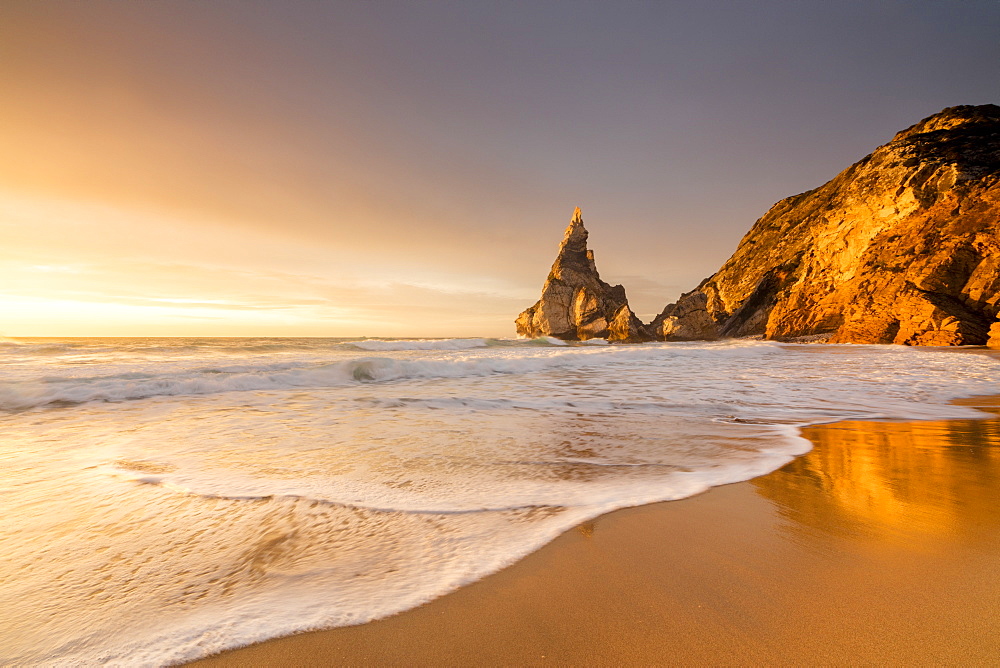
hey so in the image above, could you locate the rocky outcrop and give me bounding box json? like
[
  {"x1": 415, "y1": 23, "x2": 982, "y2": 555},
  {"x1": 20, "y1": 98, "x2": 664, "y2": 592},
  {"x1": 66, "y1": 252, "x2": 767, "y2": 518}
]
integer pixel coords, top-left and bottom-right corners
[
  {"x1": 663, "y1": 104, "x2": 1000, "y2": 345},
  {"x1": 989, "y1": 321, "x2": 1000, "y2": 348},
  {"x1": 516, "y1": 208, "x2": 650, "y2": 342},
  {"x1": 648, "y1": 284, "x2": 718, "y2": 341}
]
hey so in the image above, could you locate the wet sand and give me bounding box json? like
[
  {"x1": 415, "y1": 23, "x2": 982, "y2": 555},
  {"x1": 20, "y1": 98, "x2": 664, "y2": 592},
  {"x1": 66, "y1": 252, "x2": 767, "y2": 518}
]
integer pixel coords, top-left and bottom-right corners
[{"x1": 192, "y1": 396, "x2": 1000, "y2": 666}]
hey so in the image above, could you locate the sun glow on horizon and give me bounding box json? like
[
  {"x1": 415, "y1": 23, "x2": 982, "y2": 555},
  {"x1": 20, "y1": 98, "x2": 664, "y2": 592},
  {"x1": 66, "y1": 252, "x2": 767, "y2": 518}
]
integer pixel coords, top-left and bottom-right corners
[{"x1": 0, "y1": 191, "x2": 526, "y2": 337}]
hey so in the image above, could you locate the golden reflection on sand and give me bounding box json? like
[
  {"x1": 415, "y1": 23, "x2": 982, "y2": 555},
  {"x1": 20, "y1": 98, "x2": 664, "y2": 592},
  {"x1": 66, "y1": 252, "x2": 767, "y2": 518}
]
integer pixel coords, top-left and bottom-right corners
[{"x1": 754, "y1": 398, "x2": 1000, "y2": 544}]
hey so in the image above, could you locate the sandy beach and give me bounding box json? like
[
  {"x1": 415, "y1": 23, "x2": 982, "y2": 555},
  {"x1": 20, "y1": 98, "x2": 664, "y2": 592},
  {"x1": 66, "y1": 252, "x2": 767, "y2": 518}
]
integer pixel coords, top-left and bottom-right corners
[{"x1": 192, "y1": 395, "x2": 1000, "y2": 666}]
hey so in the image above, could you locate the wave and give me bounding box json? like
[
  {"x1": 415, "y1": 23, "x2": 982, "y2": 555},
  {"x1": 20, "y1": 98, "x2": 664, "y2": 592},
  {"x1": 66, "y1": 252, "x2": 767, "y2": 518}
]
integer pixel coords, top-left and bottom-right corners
[
  {"x1": 0, "y1": 345, "x2": 671, "y2": 411},
  {"x1": 536, "y1": 336, "x2": 569, "y2": 346},
  {"x1": 108, "y1": 449, "x2": 809, "y2": 517},
  {"x1": 345, "y1": 337, "x2": 599, "y2": 351},
  {"x1": 348, "y1": 338, "x2": 489, "y2": 351},
  {"x1": 0, "y1": 341, "x2": 73, "y2": 355},
  {"x1": 0, "y1": 336, "x2": 611, "y2": 363},
  {"x1": 2, "y1": 341, "x2": 996, "y2": 419}
]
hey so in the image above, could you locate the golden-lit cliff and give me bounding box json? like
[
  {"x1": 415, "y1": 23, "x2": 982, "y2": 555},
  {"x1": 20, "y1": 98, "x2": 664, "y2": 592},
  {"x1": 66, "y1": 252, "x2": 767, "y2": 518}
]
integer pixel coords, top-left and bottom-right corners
[{"x1": 654, "y1": 105, "x2": 1000, "y2": 345}]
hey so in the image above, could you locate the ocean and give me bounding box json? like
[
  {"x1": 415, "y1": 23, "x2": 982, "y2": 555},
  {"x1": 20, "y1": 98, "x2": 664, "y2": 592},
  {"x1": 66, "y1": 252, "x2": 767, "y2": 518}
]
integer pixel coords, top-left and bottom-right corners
[{"x1": 2, "y1": 336, "x2": 998, "y2": 665}]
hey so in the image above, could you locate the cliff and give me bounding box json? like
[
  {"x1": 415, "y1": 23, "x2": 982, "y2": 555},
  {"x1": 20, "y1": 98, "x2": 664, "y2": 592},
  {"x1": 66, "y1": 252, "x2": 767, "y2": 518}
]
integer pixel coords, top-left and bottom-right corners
[
  {"x1": 659, "y1": 104, "x2": 1000, "y2": 345},
  {"x1": 516, "y1": 208, "x2": 650, "y2": 342}
]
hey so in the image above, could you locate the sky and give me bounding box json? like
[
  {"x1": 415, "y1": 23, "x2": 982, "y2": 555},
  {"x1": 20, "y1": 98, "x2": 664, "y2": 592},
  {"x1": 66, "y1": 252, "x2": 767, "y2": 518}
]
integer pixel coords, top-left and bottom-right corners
[{"x1": 1, "y1": 1, "x2": 998, "y2": 337}]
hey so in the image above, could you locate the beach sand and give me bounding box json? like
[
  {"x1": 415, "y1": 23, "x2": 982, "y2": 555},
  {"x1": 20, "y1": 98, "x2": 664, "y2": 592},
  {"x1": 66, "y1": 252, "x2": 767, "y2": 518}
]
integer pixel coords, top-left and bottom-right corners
[{"x1": 192, "y1": 396, "x2": 1000, "y2": 666}]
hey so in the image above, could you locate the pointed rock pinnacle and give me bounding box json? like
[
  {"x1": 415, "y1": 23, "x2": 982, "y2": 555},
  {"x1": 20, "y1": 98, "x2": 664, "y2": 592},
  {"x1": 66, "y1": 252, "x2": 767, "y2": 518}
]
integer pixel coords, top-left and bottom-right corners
[
  {"x1": 561, "y1": 207, "x2": 589, "y2": 253},
  {"x1": 515, "y1": 208, "x2": 652, "y2": 343}
]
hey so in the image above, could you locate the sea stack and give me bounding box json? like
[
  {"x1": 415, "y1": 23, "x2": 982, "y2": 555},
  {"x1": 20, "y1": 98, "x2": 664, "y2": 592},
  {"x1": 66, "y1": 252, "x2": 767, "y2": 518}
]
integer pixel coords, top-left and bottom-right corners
[
  {"x1": 659, "y1": 104, "x2": 1000, "y2": 345},
  {"x1": 516, "y1": 208, "x2": 649, "y2": 342}
]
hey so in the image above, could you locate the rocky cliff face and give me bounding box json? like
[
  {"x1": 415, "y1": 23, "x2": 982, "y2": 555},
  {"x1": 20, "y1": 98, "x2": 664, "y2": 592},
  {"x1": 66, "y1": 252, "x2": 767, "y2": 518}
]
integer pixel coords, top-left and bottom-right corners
[
  {"x1": 648, "y1": 284, "x2": 719, "y2": 341},
  {"x1": 662, "y1": 104, "x2": 1000, "y2": 345},
  {"x1": 516, "y1": 208, "x2": 650, "y2": 342},
  {"x1": 989, "y1": 321, "x2": 1000, "y2": 348}
]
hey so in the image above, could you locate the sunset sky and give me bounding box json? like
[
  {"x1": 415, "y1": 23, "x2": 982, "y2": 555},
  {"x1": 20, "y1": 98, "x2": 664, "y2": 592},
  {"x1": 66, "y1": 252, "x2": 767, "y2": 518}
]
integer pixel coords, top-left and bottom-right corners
[{"x1": 2, "y1": 1, "x2": 998, "y2": 337}]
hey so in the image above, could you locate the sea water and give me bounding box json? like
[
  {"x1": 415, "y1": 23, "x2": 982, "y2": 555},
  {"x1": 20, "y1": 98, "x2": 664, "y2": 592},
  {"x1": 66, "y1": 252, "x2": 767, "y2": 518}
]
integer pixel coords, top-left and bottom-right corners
[{"x1": 1, "y1": 337, "x2": 998, "y2": 665}]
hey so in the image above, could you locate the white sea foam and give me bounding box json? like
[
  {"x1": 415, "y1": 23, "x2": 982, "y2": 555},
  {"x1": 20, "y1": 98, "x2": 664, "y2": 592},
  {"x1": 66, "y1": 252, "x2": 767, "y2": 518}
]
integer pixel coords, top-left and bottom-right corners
[
  {"x1": 348, "y1": 337, "x2": 489, "y2": 351},
  {"x1": 0, "y1": 339, "x2": 779, "y2": 411},
  {"x1": 1, "y1": 338, "x2": 998, "y2": 666}
]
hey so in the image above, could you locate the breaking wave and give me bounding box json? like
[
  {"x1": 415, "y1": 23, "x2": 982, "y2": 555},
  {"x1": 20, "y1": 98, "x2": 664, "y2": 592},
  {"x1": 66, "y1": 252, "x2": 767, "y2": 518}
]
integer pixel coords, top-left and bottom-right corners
[
  {"x1": 0, "y1": 348, "x2": 632, "y2": 410},
  {"x1": 348, "y1": 338, "x2": 490, "y2": 351}
]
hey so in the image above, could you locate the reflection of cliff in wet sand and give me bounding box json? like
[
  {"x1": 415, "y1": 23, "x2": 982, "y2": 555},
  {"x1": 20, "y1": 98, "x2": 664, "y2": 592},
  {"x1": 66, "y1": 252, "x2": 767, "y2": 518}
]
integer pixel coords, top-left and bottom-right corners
[
  {"x1": 194, "y1": 396, "x2": 1000, "y2": 666},
  {"x1": 756, "y1": 398, "x2": 1000, "y2": 543}
]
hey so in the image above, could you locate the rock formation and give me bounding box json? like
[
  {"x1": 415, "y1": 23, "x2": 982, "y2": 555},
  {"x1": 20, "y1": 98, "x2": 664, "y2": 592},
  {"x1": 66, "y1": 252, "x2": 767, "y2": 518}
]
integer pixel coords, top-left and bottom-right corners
[
  {"x1": 660, "y1": 104, "x2": 1000, "y2": 345},
  {"x1": 516, "y1": 208, "x2": 650, "y2": 342},
  {"x1": 648, "y1": 284, "x2": 719, "y2": 341},
  {"x1": 989, "y1": 321, "x2": 1000, "y2": 348}
]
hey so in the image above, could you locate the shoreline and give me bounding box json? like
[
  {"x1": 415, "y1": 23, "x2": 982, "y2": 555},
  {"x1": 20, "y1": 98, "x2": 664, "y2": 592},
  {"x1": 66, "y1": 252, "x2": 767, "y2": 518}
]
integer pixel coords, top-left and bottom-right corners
[{"x1": 191, "y1": 394, "x2": 1000, "y2": 666}]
